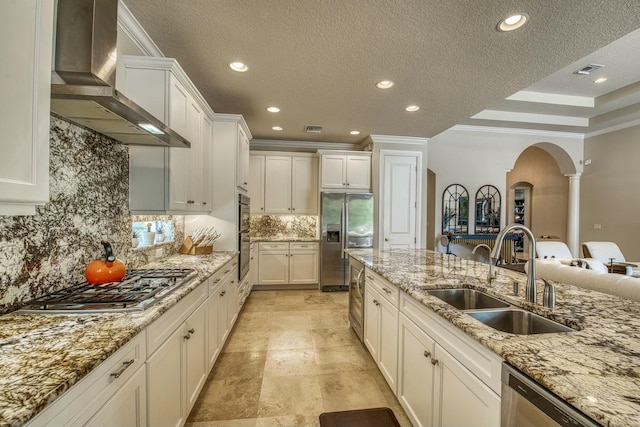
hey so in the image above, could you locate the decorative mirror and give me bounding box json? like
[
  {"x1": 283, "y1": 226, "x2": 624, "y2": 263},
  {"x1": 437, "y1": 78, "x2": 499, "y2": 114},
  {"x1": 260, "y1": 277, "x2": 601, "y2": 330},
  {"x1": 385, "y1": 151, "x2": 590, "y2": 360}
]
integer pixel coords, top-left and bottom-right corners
[
  {"x1": 442, "y1": 184, "x2": 469, "y2": 234},
  {"x1": 474, "y1": 185, "x2": 501, "y2": 234}
]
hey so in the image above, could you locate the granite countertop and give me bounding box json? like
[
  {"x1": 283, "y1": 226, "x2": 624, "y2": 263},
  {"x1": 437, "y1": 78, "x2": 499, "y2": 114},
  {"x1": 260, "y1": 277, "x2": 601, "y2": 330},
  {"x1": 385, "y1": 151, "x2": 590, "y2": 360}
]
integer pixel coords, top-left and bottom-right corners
[
  {"x1": 251, "y1": 236, "x2": 320, "y2": 242},
  {"x1": 348, "y1": 248, "x2": 640, "y2": 427},
  {"x1": 0, "y1": 251, "x2": 236, "y2": 427}
]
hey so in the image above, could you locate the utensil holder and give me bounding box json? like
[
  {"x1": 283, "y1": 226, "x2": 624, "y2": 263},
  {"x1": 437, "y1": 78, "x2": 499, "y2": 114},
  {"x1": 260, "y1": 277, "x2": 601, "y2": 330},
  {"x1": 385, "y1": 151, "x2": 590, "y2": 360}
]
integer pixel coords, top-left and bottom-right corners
[{"x1": 178, "y1": 236, "x2": 213, "y2": 255}]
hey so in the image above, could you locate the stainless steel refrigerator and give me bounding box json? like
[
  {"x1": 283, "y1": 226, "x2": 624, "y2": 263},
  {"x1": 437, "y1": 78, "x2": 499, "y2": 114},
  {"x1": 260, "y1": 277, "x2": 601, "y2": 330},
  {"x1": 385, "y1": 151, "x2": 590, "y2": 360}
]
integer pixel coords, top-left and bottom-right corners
[{"x1": 320, "y1": 192, "x2": 374, "y2": 291}]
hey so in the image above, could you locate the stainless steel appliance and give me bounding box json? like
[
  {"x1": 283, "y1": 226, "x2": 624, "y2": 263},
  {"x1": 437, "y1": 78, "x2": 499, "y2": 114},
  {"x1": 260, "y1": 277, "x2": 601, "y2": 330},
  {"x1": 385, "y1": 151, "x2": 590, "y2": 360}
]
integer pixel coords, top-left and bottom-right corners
[
  {"x1": 19, "y1": 268, "x2": 197, "y2": 313},
  {"x1": 502, "y1": 364, "x2": 599, "y2": 427},
  {"x1": 238, "y1": 193, "x2": 251, "y2": 281},
  {"x1": 348, "y1": 257, "x2": 366, "y2": 341},
  {"x1": 320, "y1": 192, "x2": 374, "y2": 291},
  {"x1": 50, "y1": 0, "x2": 190, "y2": 148}
]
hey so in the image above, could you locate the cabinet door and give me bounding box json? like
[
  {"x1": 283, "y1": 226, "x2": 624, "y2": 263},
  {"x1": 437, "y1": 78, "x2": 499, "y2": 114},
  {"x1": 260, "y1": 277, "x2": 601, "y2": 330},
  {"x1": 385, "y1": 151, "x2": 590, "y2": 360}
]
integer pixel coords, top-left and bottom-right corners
[
  {"x1": 264, "y1": 156, "x2": 292, "y2": 214},
  {"x1": 83, "y1": 366, "x2": 147, "y2": 427},
  {"x1": 186, "y1": 98, "x2": 203, "y2": 210},
  {"x1": 433, "y1": 344, "x2": 500, "y2": 427},
  {"x1": 196, "y1": 114, "x2": 212, "y2": 210},
  {"x1": 249, "y1": 243, "x2": 258, "y2": 286},
  {"x1": 185, "y1": 301, "x2": 208, "y2": 413},
  {"x1": 258, "y1": 250, "x2": 289, "y2": 285},
  {"x1": 346, "y1": 155, "x2": 371, "y2": 190},
  {"x1": 168, "y1": 74, "x2": 189, "y2": 140},
  {"x1": 207, "y1": 281, "x2": 223, "y2": 370},
  {"x1": 227, "y1": 276, "x2": 239, "y2": 327},
  {"x1": 382, "y1": 154, "x2": 418, "y2": 249},
  {"x1": 398, "y1": 314, "x2": 435, "y2": 427},
  {"x1": 0, "y1": 0, "x2": 53, "y2": 215},
  {"x1": 378, "y1": 295, "x2": 399, "y2": 394},
  {"x1": 363, "y1": 286, "x2": 380, "y2": 361},
  {"x1": 321, "y1": 155, "x2": 347, "y2": 189},
  {"x1": 249, "y1": 155, "x2": 265, "y2": 214},
  {"x1": 292, "y1": 157, "x2": 318, "y2": 214},
  {"x1": 147, "y1": 326, "x2": 184, "y2": 427},
  {"x1": 289, "y1": 249, "x2": 319, "y2": 284},
  {"x1": 237, "y1": 126, "x2": 250, "y2": 192}
]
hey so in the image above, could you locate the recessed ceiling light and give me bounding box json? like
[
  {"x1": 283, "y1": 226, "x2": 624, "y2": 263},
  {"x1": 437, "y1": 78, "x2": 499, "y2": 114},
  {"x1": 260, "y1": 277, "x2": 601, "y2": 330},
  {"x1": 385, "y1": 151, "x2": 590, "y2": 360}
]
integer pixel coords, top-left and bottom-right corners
[
  {"x1": 266, "y1": 106, "x2": 280, "y2": 113},
  {"x1": 350, "y1": 130, "x2": 360, "y2": 135},
  {"x1": 272, "y1": 126, "x2": 283, "y2": 131},
  {"x1": 497, "y1": 13, "x2": 529, "y2": 32},
  {"x1": 405, "y1": 105, "x2": 420, "y2": 112},
  {"x1": 594, "y1": 77, "x2": 607, "y2": 84},
  {"x1": 376, "y1": 80, "x2": 394, "y2": 89},
  {"x1": 229, "y1": 61, "x2": 248, "y2": 72}
]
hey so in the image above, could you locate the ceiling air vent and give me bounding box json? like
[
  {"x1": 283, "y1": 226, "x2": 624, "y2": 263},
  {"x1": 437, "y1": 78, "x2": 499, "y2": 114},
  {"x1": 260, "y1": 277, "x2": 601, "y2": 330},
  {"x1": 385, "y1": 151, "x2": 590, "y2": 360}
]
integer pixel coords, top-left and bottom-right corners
[
  {"x1": 574, "y1": 63, "x2": 604, "y2": 75},
  {"x1": 305, "y1": 124, "x2": 323, "y2": 133}
]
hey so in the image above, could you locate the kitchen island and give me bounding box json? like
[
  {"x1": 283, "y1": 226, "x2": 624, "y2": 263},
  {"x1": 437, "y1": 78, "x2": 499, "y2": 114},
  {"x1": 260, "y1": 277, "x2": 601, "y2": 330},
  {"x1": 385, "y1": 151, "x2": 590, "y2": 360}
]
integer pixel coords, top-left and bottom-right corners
[
  {"x1": 349, "y1": 248, "x2": 640, "y2": 427},
  {"x1": 0, "y1": 251, "x2": 236, "y2": 427}
]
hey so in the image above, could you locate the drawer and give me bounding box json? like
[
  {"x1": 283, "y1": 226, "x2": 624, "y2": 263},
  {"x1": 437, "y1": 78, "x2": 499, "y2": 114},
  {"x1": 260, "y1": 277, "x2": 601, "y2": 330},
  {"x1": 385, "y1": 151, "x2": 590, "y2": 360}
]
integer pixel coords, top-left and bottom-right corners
[
  {"x1": 290, "y1": 242, "x2": 318, "y2": 250},
  {"x1": 259, "y1": 242, "x2": 289, "y2": 251},
  {"x1": 365, "y1": 269, "x2": 399, "y2": 307}
]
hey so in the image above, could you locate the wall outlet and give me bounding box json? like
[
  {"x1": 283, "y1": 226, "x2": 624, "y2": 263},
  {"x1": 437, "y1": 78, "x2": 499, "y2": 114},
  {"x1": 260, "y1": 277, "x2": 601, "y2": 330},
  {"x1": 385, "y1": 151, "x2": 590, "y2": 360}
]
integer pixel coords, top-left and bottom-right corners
[
  {"x1": 155, "y1": 247, "x2": 164, "y2": 257},
  {"x1": 584, "y1": 159, "x2": 592, "y2": 165},
  {"x1": 593, "y1": 223, "x2": 602, "y2": 229}
]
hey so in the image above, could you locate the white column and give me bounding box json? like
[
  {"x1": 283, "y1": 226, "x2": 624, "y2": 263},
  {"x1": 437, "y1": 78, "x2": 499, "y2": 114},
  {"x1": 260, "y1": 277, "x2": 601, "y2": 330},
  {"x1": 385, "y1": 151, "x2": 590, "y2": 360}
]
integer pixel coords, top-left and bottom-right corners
[{"x1": 565, "y1": 173, "x2": 581, "y2": 257}]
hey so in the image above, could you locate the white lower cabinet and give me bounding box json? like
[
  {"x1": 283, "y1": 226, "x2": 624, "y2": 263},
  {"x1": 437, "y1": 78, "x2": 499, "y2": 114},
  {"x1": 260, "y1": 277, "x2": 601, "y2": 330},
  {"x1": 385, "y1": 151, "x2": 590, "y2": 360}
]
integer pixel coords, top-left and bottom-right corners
[
  {"x1": 397, "y1": 293, "x2": 502, "y2": 427},
  {"x1": 257, "y1": 242, "x2": 319, "y2": 286},
  {"x1": 363, "y1": 273, "x2": 398, "y2": 393}
]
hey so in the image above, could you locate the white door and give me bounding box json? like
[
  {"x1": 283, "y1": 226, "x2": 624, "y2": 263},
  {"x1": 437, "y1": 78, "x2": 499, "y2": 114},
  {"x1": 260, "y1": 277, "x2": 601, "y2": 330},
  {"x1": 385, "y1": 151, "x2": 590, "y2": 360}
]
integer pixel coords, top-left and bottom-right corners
[
  {"x1": 381, "y1": 154, "x2": 419, "y2": 249},
  {"x1": 249, "y1": 155, "x2": 265, "y2": 214},
  {"x1": 346, "y1": 155, "x2": 371, "y2": 190},
  {"x1": 292, "y1": 156, "x2": 318, "y2": 214},
  {"x1": 264, "y1": 156, "x2": 292, "y2": 214},
  {"x1": 398, "y1": 314, "x2": 435, "y2": 427},
  {"x1": 433, "y1": 344, "x2": 501, "y2": 427},
  {"x1": 321, "y1": 155, "x2": 347, "y2": 188}
]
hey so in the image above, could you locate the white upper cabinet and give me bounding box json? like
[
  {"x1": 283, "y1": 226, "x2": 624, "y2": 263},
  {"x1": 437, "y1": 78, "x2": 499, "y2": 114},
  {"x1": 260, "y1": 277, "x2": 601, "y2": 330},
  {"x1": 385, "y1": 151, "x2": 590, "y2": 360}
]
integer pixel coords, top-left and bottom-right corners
[
  {"x1": 237, "y1": 126, "x2": 250, "y2": 192},
  {"x1": 264, "y1": 156, "x2": 292, "y2": 214},
  {"x1": 257, "y1": 153, "x2": 318, "y2": 215},
  {"x1": 0, "y1": 0, "x2": 54, "y2": 215},
  {"x1": 249, "y1": 155, "x2": 265, "y2": 214},
  {"x1": 118, "y1": 56, "x2": 213, "y2": 213},
  {"x1": 318, "y1": 151, "x2": 371, "y2": 191}
]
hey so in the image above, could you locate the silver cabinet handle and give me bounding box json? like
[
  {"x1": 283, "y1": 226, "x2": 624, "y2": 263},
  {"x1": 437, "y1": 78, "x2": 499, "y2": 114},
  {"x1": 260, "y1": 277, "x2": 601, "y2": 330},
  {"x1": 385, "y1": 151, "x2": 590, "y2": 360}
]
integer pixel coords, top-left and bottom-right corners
[
  {"x1": 385, "y1": 238, "x2": 390, "y2": 242},
  {"x1": 431, "y1": 359, "x2": 439, "y2": 366},
  {"x1": 110, "y1": 359, "x2": 135, "y2": 378},
  {"x1": 184, "y1": 328, "x2": 195, "y2": 340},
  {"x1": 220, "y1": 290, "x2": 226, "y2": 297},
  {"x1": 423, "y1": 351, "x2": 431, "y2": 358},
  {"x1": 382, "y1": 287, "x2": 392, "y2": 294},
  {"x1": 373, "y1": 299, "x2": 380, "y2": 306}
]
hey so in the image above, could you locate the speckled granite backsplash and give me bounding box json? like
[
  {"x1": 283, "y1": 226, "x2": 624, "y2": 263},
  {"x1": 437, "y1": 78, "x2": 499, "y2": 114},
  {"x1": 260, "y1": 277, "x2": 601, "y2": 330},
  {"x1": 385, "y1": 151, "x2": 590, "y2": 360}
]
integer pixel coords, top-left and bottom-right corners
[
  {"x1": 250, "y1": 215, "x2": 318, "y2": 239},
  {"x1": 0, "y1": 117, "x2": 183, "y2": 314}
]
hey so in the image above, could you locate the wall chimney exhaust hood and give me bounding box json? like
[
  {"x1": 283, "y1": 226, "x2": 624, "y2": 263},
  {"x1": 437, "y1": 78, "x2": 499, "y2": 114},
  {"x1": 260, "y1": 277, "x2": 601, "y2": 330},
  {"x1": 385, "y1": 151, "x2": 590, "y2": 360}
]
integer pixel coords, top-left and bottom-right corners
[{"x1": 50, "y1": 0, "x2": 190, "y2": 148}]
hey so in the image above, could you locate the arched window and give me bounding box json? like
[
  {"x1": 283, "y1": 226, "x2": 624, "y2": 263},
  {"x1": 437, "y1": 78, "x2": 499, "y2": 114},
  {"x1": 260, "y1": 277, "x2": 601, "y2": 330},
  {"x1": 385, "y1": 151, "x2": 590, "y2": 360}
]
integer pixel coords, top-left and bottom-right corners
[
  {"x1": 442, "y1": 184, "x2": 469, "y2": 234},
  {"x1": 474, "y1": 185, "x2": 501, "y2": 234}
]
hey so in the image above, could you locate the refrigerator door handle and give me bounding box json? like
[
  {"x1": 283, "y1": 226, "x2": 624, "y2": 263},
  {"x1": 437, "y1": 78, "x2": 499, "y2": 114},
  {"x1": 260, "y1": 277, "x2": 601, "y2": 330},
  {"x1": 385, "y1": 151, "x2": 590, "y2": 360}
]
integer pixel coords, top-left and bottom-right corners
[{"x1": 341, "y1": 201, "x2": 347, "y2": 258}]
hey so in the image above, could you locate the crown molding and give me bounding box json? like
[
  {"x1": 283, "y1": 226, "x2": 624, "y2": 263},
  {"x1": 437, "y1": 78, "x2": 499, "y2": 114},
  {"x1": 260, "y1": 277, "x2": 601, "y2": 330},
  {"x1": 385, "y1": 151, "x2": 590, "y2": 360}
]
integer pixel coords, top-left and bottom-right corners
[
  {"x1": 250, "y1": 139, "x2": 359, "y2": 152},
  {"x1": 448, "y1": 124, "x2": 584, "y2": 140},
  {"x1": 118, "y1": 0, "x2": 164, "y2": 57},
  {"x1": 368, "y1": 134, "x2": 429, "y2": 145},
  {"x1": 586, "y1": 118, "x2": 640, "y2": 138}
]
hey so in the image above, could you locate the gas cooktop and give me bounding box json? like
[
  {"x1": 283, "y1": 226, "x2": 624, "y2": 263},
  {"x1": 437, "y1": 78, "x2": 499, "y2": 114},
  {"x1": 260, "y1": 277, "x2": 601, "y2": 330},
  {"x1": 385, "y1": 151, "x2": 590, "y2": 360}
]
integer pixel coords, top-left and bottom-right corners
[{"x1": 19, "y1": 268, "x2": 197, "y2": 313}]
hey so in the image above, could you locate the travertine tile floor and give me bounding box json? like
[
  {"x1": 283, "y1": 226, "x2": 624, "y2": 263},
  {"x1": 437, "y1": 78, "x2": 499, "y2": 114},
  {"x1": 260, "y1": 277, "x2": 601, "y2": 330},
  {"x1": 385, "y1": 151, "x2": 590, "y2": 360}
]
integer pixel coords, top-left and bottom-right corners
[{"x1": 186, "y1": 289, "x2": 412, "y2": 427}]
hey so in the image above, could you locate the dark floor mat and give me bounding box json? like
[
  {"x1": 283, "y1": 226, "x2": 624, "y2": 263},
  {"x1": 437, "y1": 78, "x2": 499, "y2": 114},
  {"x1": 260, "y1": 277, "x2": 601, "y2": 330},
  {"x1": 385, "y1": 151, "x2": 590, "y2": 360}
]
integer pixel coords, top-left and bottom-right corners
[{"x1": 319, "y1": 407, "x2": 400, "y2": 427}]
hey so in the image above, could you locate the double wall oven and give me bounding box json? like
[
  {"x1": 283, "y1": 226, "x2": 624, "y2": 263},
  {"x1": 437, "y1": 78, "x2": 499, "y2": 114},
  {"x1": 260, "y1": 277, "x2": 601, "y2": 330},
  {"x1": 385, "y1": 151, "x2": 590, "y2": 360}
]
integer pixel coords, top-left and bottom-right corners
[{"x1": 238, "y1": 194, "x2": 250, "y2": 281}]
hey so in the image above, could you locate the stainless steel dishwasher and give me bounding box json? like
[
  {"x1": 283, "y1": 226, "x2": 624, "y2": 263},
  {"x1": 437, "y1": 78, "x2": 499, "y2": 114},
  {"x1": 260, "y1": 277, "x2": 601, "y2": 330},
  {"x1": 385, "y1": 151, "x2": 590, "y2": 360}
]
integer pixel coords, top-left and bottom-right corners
[{"x1": 502, "y1": 364, "x2": 600, "y2": 427}]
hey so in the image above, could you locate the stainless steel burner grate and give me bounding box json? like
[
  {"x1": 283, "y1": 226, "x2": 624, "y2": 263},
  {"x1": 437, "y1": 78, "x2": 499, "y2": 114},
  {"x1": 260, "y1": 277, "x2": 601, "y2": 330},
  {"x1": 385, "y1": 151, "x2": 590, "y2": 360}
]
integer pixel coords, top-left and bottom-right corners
[{"x1": 19, "y1": 268, "x2": 197, "y2": 313}]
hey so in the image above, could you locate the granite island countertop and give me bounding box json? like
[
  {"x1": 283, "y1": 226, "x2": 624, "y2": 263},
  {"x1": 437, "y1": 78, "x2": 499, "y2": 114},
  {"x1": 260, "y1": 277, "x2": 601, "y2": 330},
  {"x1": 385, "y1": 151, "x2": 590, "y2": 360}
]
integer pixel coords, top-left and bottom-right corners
[
  {"x1": 348, "y1": 248, "x2": 640, "y2": 427},
  {"x1": 251, "y1": 236, "x2": 319, "y2": 242},
  {"x1": 0, "y1": 251, "x2": 236, "y2": 427}
]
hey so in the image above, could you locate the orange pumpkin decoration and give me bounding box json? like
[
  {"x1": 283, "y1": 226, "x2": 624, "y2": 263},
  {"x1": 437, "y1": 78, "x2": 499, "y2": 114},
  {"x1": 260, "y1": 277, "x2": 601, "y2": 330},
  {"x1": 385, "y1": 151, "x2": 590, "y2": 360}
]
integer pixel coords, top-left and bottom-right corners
[{"x1": 86, "y1": 241, "x2": 126, "y2": 284}]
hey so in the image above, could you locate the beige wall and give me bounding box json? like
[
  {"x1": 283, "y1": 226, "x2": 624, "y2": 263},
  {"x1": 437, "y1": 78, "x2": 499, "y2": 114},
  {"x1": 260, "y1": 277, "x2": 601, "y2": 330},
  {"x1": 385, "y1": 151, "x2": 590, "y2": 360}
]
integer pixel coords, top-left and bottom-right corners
[
  {"x1": 582, "y1": 124, "x2": 640, "y2": 260},
  {"x1": 507, "y1": 147, "x2": 568, "y2": 241}
]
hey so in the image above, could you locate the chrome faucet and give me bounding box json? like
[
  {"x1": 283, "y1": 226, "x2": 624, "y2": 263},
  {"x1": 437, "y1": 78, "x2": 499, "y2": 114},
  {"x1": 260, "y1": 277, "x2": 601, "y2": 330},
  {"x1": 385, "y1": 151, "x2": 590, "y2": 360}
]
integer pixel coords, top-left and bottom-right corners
[{"x1": 490, "y1": 224, "x2": 537, "y2": 304}]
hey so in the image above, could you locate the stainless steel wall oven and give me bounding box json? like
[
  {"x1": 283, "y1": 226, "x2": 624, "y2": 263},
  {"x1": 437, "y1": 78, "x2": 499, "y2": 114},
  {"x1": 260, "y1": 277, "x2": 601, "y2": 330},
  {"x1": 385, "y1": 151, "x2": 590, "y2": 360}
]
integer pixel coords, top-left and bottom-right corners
[{"x1": 238, "y1": 194, "x2": 251, "y2": 280}]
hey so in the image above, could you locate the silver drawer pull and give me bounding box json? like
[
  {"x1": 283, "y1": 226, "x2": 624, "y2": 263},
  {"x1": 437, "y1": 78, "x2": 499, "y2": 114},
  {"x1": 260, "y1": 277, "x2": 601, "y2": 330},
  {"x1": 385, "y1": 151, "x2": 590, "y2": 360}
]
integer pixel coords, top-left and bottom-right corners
[
  {"x1": 382, "y1": 287, "x2": 392, "y2": 294},
  {"x1": 220, "y1": 290, "x2": 226, "y2": 297},
  {"x1": 184, "y1": 328, "x2": 196, "y2": 340},
  {"x1": 423, "y1": 351, "x2": 431, "y2": 358},
  {"x1": 431, "y1": 359, "x2": 439, "y2": 366},
  {"x1": 223, "y1": 270, "x2": 230, "y2": 274},
  {"x1": 110, "y1": 359, "x2": 135, "y2": 379}
]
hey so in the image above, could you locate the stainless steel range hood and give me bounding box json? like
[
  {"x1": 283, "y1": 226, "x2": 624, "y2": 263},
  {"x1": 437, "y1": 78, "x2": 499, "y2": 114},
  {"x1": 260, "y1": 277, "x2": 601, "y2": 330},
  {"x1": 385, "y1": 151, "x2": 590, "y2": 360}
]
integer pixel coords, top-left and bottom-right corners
[{"x1": 50, "y1": 0, "x2": 190, "y2": 148}]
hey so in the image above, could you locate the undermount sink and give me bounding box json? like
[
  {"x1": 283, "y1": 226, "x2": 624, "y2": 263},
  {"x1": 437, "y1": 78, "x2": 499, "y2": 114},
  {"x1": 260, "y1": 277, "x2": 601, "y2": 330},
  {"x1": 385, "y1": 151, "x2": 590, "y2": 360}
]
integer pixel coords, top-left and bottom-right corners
[
  {"x1": 466, "y1": 309, "x2": 575, "y2": 335},
  {"x1": 427, "y1": 288, "x2": 510, "y2": 310}
]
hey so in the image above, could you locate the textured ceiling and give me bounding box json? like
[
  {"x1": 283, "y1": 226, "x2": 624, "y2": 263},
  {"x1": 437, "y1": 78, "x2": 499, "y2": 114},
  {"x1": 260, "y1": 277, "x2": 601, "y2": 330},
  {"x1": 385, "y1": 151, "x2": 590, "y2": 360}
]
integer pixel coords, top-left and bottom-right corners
[{"x1": 122, "y1": 0, "x2": 640, "y2": 143}]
